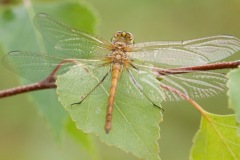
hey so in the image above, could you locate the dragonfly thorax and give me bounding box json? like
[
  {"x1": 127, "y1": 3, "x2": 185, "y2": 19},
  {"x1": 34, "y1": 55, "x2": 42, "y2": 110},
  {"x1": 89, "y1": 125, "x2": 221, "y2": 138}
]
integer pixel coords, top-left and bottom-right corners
[{"x1": 107, "y1": 50, "x2": 129, "y2": 65}]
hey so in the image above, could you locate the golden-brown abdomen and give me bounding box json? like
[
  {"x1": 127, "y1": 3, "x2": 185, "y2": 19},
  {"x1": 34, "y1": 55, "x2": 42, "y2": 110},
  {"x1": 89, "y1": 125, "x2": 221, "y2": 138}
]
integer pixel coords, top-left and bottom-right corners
[{"x1": 105, "y1": 63, "x2": 121, "y2": 133}]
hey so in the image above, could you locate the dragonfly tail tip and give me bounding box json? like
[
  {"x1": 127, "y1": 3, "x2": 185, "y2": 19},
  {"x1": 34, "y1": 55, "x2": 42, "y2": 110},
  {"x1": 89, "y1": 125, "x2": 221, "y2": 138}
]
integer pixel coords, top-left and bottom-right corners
[{"x1": 105, "y1": 128, "x2": 111, "y2": 134}]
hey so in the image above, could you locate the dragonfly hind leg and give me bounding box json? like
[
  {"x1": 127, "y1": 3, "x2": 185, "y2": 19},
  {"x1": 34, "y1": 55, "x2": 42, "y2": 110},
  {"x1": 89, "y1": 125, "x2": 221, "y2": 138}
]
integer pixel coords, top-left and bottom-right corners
[
  {"x1": 127, "y1": 69, "x2": 164, "y2": 111},
  {"x1": 71, "y1": 69, "x2": 110, "y2": 106}
]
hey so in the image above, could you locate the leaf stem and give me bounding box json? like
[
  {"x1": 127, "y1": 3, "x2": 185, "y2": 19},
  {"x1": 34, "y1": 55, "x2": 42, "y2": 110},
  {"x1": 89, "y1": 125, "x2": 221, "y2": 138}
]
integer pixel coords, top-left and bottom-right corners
[{"x1": 160, "y1": 84, "x2": 207, "y2": 116}]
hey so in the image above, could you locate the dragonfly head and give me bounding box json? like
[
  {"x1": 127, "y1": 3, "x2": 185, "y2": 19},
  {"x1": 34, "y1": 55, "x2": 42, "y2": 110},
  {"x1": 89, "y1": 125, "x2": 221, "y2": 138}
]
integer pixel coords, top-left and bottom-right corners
[{"x1": 111, "y1": 31, "x2": 134, "y2": 45}]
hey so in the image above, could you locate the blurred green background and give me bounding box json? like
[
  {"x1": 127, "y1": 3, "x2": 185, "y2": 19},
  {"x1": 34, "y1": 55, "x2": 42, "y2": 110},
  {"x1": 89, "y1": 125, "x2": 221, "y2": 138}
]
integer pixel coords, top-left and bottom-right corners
[{"x1": 0, "y1": 0, "x2": 240, "y2": 160}]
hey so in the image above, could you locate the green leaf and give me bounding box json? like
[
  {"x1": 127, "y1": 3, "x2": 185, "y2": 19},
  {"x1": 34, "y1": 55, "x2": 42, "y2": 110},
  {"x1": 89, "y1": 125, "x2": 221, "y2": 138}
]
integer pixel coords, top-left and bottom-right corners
[
  {"x1": 56, "y1": 64, "x2": 163, "y2": 160},
  {"x1": 227, "y1": 68, "x2": 240, "y2": 133},
  {"x1": 0, "y1": 2, "x2": 97, "y2": 140},
  {"x1": 191, "y1": 113, "x2": 240, "y2": 160}
]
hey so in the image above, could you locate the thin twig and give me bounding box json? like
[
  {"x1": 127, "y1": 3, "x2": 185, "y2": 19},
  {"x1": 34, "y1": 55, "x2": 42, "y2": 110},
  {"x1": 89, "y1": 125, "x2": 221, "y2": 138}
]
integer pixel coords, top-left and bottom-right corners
[
  {"x1": 154, "y1": 60, "x2": 240, "y2": 75},
  {"x1": 0, "y1": 77, "x2": 56, "y2": 98},
  {"x1": 0, "y1": 58, "x2": 80, "y2": 98},
  {"x1": 160, "y1": 84, "x2": 208, "y2": 117},
  {"x1": 0, "y1": 60, "x2": 239, "y2": 99}
]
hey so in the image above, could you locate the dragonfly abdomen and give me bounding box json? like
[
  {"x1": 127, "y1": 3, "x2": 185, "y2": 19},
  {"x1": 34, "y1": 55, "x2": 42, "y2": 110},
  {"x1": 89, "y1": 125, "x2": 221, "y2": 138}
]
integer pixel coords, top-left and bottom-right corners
[{"x1": 105, "y1": 63, "x2": 121, "y2": 133}]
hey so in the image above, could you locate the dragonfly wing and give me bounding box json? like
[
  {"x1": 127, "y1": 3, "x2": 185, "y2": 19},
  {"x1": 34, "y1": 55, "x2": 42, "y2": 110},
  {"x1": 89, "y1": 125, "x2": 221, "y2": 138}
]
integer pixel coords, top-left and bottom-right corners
[
  {"x1": 130, "y1": 35, "x2": 240, "y2": 67},
  {"x1": 33, "y1": 13, "x2": 110, "y2": 59},
  {"x1": 157, "y1": 70, "x2": 227, "y2": 101},
  {"x1": 57, "y1": 64, "x2": 111, "y2": 100},
  {"x1": 2, "y1": 51, "x2": 101, "y2": 82},
  {"x1": 115, "y1": 67, "x2": 165, "y2": 107},
  {"x1": 134, "y1": 64, "x2": 228, "y2": 101}
]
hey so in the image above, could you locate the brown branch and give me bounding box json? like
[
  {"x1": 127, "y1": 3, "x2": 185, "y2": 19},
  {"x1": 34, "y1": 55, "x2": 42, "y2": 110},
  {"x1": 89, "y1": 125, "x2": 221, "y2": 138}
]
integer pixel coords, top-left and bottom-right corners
[
  {"x1": 0, "y1": 58, "x2": 79, "y2": 98},
  {"x1": 0, "y1": 60, "x2": 239, "y2": 99},
  {"x1": 0, "y1": 77, "x2": 56, "y2": 98},
  {"x1": 154, "y1": 60, "x2": 240, "y2": 75}
]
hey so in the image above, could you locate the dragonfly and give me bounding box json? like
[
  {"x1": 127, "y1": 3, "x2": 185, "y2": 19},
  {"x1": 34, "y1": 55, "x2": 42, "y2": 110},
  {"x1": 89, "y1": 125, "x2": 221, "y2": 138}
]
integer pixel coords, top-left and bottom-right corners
[{"x1": 2, "y1": 13, "x2": 240, "y2": 133}]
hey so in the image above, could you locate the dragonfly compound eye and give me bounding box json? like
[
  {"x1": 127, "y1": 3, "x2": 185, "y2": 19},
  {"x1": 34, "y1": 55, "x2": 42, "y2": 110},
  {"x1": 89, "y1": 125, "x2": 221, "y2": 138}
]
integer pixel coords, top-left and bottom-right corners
[{"x1": 111, "y1": 31, "x2": 134, "y2": 45}]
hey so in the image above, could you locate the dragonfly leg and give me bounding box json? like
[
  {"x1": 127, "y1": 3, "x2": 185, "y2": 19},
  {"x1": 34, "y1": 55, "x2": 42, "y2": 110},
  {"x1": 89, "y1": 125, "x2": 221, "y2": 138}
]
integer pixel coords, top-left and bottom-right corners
[
  {"x1": 127, "y1": 69, "x2": 164, "y2": 111},
  {"x1": 71, "y1": 68, "x2": 110, "y2": 106}
]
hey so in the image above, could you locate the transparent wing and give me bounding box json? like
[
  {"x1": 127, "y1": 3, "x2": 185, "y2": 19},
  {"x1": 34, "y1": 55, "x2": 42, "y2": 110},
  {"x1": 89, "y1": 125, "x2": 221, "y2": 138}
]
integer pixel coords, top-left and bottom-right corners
[
  {"x1": 57, "y1": 64, "x2": 111, "y2": 100},
  {"x1": 130, "y1": 35, "x2": 240, "y2": 67},
  {"x1": 33, "y1": 13, "x2": 111, "y2": 59},
  {"x1": 1, "y1": 51, "x2": 101, "y2": 82},
  {"x1": 122, "y1": 67, "x2": 165, "y2": 106},
  {"x1": 158, "y1": 71, "x2": 227, "y2": 101},
  {"x1": 135, "y1": 64, "x2": 228, "y2": 101}
]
